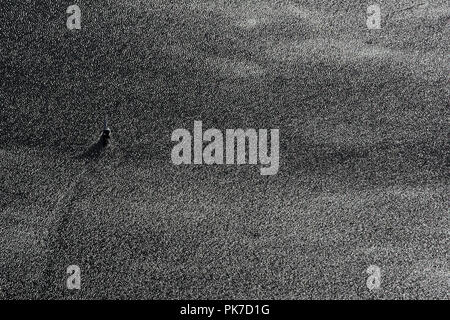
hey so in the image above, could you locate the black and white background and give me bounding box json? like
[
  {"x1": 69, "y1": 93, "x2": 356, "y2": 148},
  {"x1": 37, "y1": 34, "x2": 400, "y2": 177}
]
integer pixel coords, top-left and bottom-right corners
[{"x1": 0, "y1": 0, "x2": 448, "y2": 300}]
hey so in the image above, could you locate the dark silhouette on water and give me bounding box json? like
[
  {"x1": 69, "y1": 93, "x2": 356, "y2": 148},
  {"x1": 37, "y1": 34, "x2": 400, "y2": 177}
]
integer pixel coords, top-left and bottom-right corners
[
  {"x1": 100, "y1": 117, "x2": 111, "y2": 147},
  {"x1": 78, "y1": 117, "x2": 112, "y2": 160}
]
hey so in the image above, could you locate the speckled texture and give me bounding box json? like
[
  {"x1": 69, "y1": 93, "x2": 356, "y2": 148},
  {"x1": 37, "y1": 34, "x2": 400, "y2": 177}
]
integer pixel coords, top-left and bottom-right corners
[{"x1": 0, "y1": 0, "x2": 448, "y2": 299}]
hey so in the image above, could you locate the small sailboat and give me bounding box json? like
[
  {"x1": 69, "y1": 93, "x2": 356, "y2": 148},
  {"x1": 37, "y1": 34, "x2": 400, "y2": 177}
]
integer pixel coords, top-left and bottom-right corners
[
  {"x1": 101, "y1": 116, "x2": 111, "y2": 147},
  {"x1": 77, "y1": 116, "x2": 112, "y2": 160}
]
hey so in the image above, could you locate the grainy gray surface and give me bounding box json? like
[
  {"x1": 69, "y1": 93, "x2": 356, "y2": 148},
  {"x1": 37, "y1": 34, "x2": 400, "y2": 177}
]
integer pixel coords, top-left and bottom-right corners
[{"x1": 0, "y1": 0, "x2": 448, "y2": 299}]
